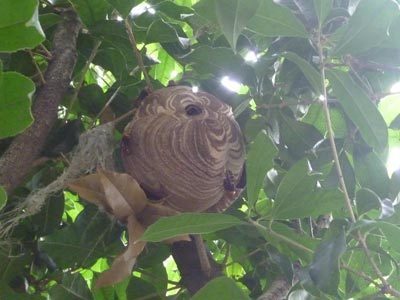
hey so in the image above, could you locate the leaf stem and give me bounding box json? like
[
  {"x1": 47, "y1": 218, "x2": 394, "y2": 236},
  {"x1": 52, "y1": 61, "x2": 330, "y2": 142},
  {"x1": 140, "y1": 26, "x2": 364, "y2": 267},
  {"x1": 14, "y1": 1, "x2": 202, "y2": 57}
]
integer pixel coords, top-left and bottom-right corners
[
  {"x1": 316, "y1": 31, "x2": 400, "y2": 298},
  {"x1": 66, "y1": 39, "x2": 102, "y2": 120},
  {"x1": 124, "y1": 18, "x2": 153, "y2": 92},
  {"x1": 316, "y1": 34, "x2": 356, "y2": 223},
  {"x1": 250, "y1": 220, "x2": 313, "y2": 254}
]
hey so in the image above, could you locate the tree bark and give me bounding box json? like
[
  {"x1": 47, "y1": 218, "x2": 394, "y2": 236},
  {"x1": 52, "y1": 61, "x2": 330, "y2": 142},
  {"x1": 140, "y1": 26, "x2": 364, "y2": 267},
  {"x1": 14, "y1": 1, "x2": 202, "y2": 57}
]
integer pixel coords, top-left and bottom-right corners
[
  {"x1": 0, "y1": 9, "x2": 81, "y2": 194},
  {"x1": 171, "y1": 238, "x2": 222, "y2": 295}
]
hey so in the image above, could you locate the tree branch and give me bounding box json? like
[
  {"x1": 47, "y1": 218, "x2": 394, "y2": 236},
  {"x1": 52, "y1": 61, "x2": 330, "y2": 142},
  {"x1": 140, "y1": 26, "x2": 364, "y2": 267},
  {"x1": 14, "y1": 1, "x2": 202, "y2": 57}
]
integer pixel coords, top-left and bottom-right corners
[
  {"x1": 0, "y1": 9, "x2": 81, "y2": 194},
  {"x1": 171, "y1": 238, "x2": 222, "y2": 295}
]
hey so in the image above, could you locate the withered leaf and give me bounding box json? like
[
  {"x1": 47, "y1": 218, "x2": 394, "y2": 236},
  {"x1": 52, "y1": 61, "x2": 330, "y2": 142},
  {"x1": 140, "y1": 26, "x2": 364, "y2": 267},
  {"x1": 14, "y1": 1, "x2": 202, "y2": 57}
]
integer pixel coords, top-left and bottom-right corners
[
  {"x1": 68, "y1": 170, "x2": 148, "y2": 220},
  {"x1": 95, "y1": 215, "x2": 146, "y2": 288},
  {"x1": 99, "y1": 170, "x2": 148, "y2": 215},
  {"x1": 68, "y1": 173, "x2": 108, "y2": 208}
]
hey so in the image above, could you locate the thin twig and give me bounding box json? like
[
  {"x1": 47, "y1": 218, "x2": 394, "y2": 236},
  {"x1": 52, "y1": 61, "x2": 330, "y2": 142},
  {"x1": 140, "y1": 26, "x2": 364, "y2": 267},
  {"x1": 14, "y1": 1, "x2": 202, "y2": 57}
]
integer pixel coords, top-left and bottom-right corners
[
  {"x1": 251, "y1": 220, "x2": 314, "y2": 254},
  {"x1": 341, "y1": 264, "x2": 381, "y2": 289},
  {"x1": 193, "y1": 235, "x2": 212, "y2": 278},
  {"x1": 317, "y1": 36, "x2": 356, "y2": 223},
  {"x1": 39, "y1": 44, "x2": 53, "y2": 59},
  {"x1": 124, "y1": 18, "x2": 153, "y2": 92},
  {"x1": 28, "y1": 50, "x2": 46, "y2": 85},
  {"x1": 93, "y1": 86, "x2": 121, "y2": 126},
  {"x1": 316, "y1": 31, "x2": 400, "y2": 298},
  {"x1": 110, "y1": 109, "x2": 136, "y2": 125},
  {"x1": 65, "y1": 39, "x2": 102, "y2": 120}
]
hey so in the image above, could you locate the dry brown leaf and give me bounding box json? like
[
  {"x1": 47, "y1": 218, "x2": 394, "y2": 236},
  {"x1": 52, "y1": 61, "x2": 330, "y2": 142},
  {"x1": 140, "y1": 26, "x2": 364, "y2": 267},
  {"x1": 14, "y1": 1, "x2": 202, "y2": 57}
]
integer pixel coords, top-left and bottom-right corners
[
  {"x1": 98, "y1": 171, "x2": 134, "y2": 219},
  {"x1": 99, "y1": 170, "x2": 148, "y2": 214},
  {"x1": 95, "y1": 215, "x2": 146, "y2": 288},
  {"x1": 68, "y1": 173, "x2": 109, "y2": 209}
]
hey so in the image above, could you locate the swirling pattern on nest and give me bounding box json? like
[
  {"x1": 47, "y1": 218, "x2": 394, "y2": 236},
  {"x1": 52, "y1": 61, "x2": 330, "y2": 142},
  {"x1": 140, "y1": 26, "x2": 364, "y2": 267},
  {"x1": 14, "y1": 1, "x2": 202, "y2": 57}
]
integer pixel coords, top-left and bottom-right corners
[{"x1": 122, "y1": 86, "x2": 245, "y2": 212}]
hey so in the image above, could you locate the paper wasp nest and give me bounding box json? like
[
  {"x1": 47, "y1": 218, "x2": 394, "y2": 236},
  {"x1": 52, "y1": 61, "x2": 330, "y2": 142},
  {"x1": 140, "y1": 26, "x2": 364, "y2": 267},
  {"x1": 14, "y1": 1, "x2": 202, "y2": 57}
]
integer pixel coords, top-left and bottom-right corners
[{"x1": 121, "y1": 86, "x2": 245, "y2": 212}]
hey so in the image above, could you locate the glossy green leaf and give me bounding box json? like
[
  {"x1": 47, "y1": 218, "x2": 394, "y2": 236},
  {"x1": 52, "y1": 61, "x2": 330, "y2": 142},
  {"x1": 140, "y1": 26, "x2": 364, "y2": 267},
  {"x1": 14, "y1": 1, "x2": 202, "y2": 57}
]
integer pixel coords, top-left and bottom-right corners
[
  {"x1": 309, "y1": 221, "x2": 346, "y2": 295},
  {"x1": 271, "y1": 159, "x2": 318, "y2": 219},
  {"x1": 356, "y1": 188, "x2": 380, "y2": 216},
  {"x1": 215, "y1": 0, "x2": 260, "y2": 51},
  {"x1": 266, "y1": 222, "x2": 317, "y2": 263},
  {"x1": 377, "y1": 222, "x2": 400, "y2": 254},
  {"x1": 354, "y1": 151, "x2": 390, "y2": 198},
  {"x1": 302, "y1": 104, "x2": 347, "y2": 138},
  {"x1": 247, "y1": 0, "x2": 308, "y2": 38},
  {"x1": 313, "y1": 0, "x2": 333, "y2": 25},
  {"x1": 192, "y1": 276, "x2": 250, "y2": 300},
  {"x1": 327, "y1": 69, "x2": 388, "y2": 152},
  {"x1": 282, "y1": 52, "x2": 322, "y2": 94},
  {"x1": 49, "y1": 273, "x2": 92, "y2": 300},
  {"x1": 150, "y1": 47, "x2": 181, "y2": 85},
  {"x1": 246, "y1": 131, "x2": 278, "y2": 207},
  {"x1": 146, "y1": 19, "x2": 180, "y2": 43},
  {"x1": 106, "y1": 0, "x2": 136, "y2": 17},
  {"x1": 279, "y1": 113, "x2": 323, "y2": 159},
  {"x1": 0, "y1": 72, "x2": 34, "y2": 138},
  {"x1": 389, "y1": 114, "x2": 400, "y2": 130},
  {"x1": 333, "y1": 0, "x2": 399, "y2": 55},
  {"x1": 78, "y1": 84, "x2": 106, "y2": 116},
  {"x1": 70, "y1": 0, "x2": 111, "y2": 27},
  {"x1": 0, "y1": 0, "x2": 45, "y2": 52},
  {"x1": 126, "y1": 276, "x2": 160, "y2": 299},
  {"x1": 0, "y1": 186, "x2": 6, "y2": 211},
  {"x1": 39, "y1": 206, "x2": 123, "y2": 268},
  {"x1": 140, "y1": 213, "x2": 245, "y2": 242},
  {"x1": 183, "y1": 45, "x2": 255, "y2": 83},
  {"x1": 0, "y1": 280, "x2": 43, "y2": 300},
  {"x1": 279, "y1": 189, "x2": 344, "y2": 220}
]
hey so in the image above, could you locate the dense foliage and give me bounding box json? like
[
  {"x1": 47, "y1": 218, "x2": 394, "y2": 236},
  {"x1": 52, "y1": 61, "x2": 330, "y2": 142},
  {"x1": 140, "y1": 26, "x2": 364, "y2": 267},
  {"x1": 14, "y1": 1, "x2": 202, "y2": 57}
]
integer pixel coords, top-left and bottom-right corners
[{"x1": 1, "y1": 0, "x2": 400, "y2": 299}]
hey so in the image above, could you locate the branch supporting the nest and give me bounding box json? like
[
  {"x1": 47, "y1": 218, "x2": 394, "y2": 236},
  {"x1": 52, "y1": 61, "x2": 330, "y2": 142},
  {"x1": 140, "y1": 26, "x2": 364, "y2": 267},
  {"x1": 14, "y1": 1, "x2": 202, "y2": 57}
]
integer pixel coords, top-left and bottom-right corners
[
  {"x1": 257, "y1": 277, "x2": 293, "y2": 300},
  {"x1": 0, "y1": 9, "x2": 81, "y2": 194},
  {"x1": 124, "y1": 18, "x2": 153, "y2": 92},
  {"x1": 171, "y1": 238, "x2": 221, "y2": 295},
  {"x1": 193, "y1": 234, "x2": 212, "y2": 278}
]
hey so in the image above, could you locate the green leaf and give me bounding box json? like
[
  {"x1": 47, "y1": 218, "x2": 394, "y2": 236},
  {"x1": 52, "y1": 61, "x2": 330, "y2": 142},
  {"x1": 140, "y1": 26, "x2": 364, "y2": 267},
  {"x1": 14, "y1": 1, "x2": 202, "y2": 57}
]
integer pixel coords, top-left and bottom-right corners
[
  {"x1": 333, "y1": 0, "x2": 399, "y2": 55},
  {"x1": 146, "y1": 19, "x2": 180, "y2": 44},
  {"x1": 70, "y1": 0, "x2": 111, "y2": 27},
  {"x1": 149, "y1": 47, "x2": 181, "y2": 86},
  {"x1": 0, "y1": 72, "x2": 34, "y2": 138},
  {"x1": 354, "y1": 151, "x2": 390, "y2": 198},
  {"x1": 78, "y1": 84, "x2": 106, "y2": 116},
  {"x1": 271, "y1": 159, "x2": 318, "y2": 219},
  {"x1": 140, "y1": 213, "x2": 245, "y2": 242},
  {"x1": 327, "y1": 69, "x2": 388, "y2": 152},
  {"x1": 0, "y1": 186, "x2": 6, "y2": 211},
  {"x1": 313, "y1": 0, "x2": 333, "y2": 25},
  {"x1": 192, "y1": 276, "x2": 250, "y2": 300},
  {"x1": 246, "y1": 131, "x2": 277, "y2": 207},
  {"x1": 49, "y1": 273, "x2": 92, "y2": 300},
  {"x1": 377, "y1": 222, "x2": 400, "y2": 254},
  {"x1": 247, "y1": 0, "x2": 308, "y2": 38},
  {"x1": 356, "y1": 188, "x2": 380, "y2": 216},
  {"x1": 106, "y1": 0, "x2": 136, "y2": 17},
  {"x1": 31, "y1": 193, "x2": 64, "y2": 236},
  {"x1": 183, "y1": 45, "x2": 255, "y2": 83},
  {"x1": 0, "y1": 0, "x2": 45, "y2": 52},
  {"x1": 126, "y1": 276, "x2": 160, "y2": 299},
  {"x1": 389, "y1": 114, "x2": 400, "y2": 130},
  {"x1": 215, "y1": 0, "x2": 260, "y2": 51},
  {"x1": 309, "y1": 221, "x2": 346, "y2": 296},
  {"x1": 279, "y1": 113, "x2": 323, "y2": 159},
  {"x1": 285, "y1": 189, "x2": 344, "y2": 220},
  {"x1": 39, "y1": 206, "x2": 123, "y2": 268},
  {"x1": 266, "y1": 222, "x2": 317, "y2": 263},
  {"x1": 282, "y1": 52, "x2": 322, "y2": 94}
]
